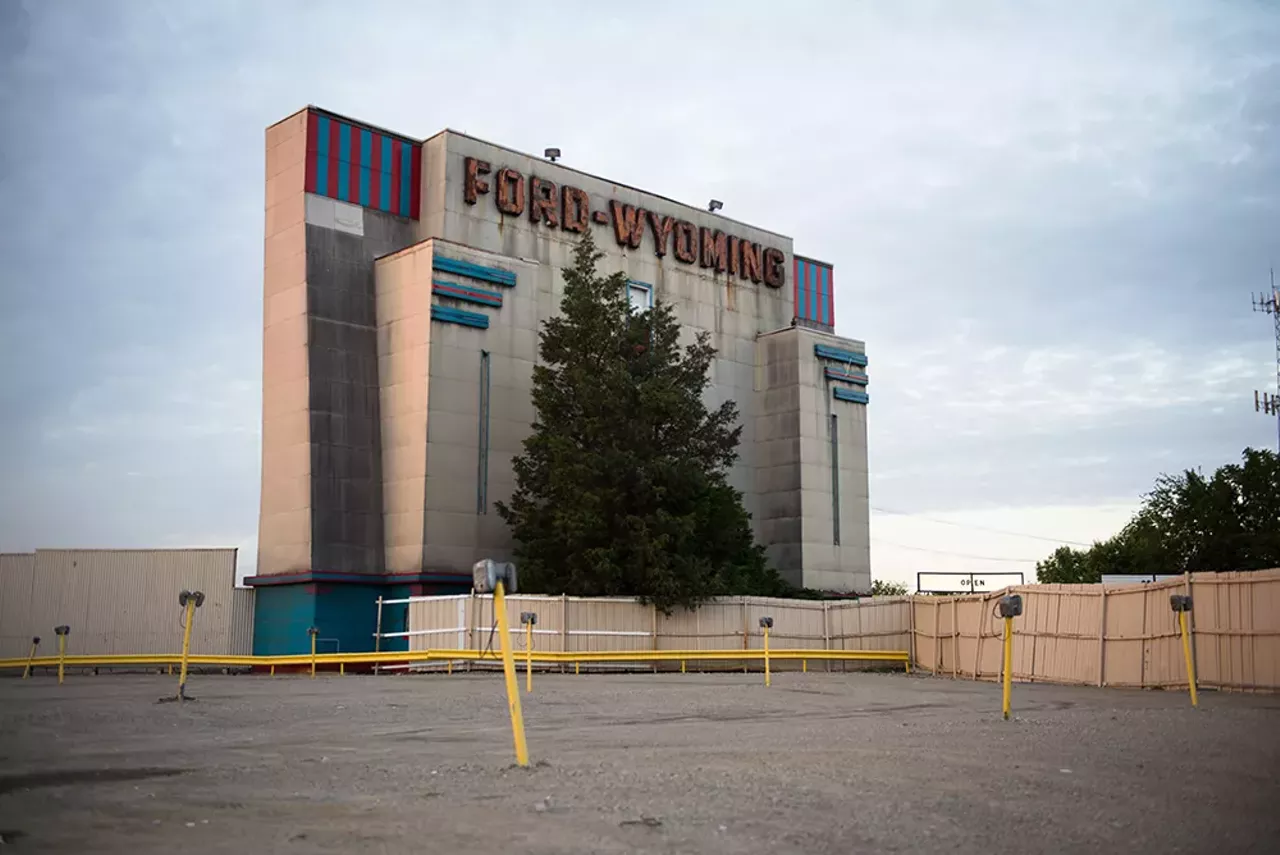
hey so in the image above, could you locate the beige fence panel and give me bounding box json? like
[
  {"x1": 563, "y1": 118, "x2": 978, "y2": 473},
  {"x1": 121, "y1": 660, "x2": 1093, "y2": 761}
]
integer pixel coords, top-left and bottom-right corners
[
  {"x1": 397, "y1": 570, "x2": 1277, "y2": 689},
  {"x1": 906, "y1": 569, "x2": 1280, "y2": 692},
  {"x1": 1190, "y1": 570, "x2": 1280, "y2": 691}
]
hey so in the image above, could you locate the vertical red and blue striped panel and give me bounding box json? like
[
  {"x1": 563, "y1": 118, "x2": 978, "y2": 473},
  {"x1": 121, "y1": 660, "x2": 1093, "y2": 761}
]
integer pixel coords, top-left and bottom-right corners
[
  {"x1": 304, "y1": 109, "x2": 421, "y2": 220},
  {"x1": 793, "y1": 256, "x2": 835, "y2": 330}
]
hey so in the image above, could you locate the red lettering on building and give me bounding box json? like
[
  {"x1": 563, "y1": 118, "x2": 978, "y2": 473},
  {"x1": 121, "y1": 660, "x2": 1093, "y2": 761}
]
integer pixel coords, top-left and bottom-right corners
[
  {"x1": 495, "y1": 167, "x2": 524, "y2": 216},
  {"x1": 740, "y1": 241, "x2": 763, "y2": 284},
  {"x1": 673, "y1": 221, "x2": 698, "y2": 264},
  {"x1": 648, "y1": 212, "x2": 675, "y2": 257},
  {"x1": 700, "y1": 228, "x2": 729, "y2": 272},
  {"x1": 562, "y1": 186, "x2": 590, "y2": 233},
  {"x1": 610, "y1": 202, "x2": 646, "y2": 249},
  {"x1": 763, "y1": 248, "x2": 786, "y2": 289},
  {"x1": 529, "y1": 177, "x2": 559, "y2": 227},
  {"x1": 463, "y1": 157, "x2": 491, "y2": 205}
]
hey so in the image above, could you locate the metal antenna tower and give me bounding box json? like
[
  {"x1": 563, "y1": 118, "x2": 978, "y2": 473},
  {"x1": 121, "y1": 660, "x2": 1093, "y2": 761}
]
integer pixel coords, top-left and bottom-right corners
[{"x1": 1252, "y1": 268, "x2": 1280, "y2": 452}]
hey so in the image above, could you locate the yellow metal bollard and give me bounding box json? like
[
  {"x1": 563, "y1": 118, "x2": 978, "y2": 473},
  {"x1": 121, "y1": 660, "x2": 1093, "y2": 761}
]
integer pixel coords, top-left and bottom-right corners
[
  {"x1": 802, "y1": 659, "x2": 807, "y2": 674},
  {"x1": 1172, "y1": 595, "x2": 1198, "y2": 707},
  {"x1": 270, "y1": 664, "x2": 275, "y2": 676},
  {"x1": 177, "y1": 596, "x2": 196, "y2": 698},
  {"x1": 996, "y1": 594, "x2": 1023, "y2": 721},
  {"x1": 22, "y1": 636, "x2": 39, "y2": 679},
  {"x1": 54, "y1": 625, "x2": 70, "y2": 684},
  {"x1": 681, "y1": 660, "x2": 686, "y2": 674},
  {"x1": 525, "y1": 621, "x2": 533, "y2": 694},
  {"x1": 759, "y1": 617, "x2": 774, "y2": 687},
  {"x1": 574, "y1": 661, "x2": 579, "y2": 676},
  {"x1": 308, "y1": 627, "x2": 319, "y2": 679},
  {"x1": 1001, "y1": 616, "x2": 1013, "y2": 720},
  {"x1": 494, "y1": 580, "x2": 530, "y2": 767},
  {"x1": 340, "y1": 662, "x2": 345, "y2": 676},
  {"x1": 1178, "y1": 611, "x2": 1198, "y2": 707},
  {"x1": 447, "y1": 661, "x2": 453, "y2": 676}
]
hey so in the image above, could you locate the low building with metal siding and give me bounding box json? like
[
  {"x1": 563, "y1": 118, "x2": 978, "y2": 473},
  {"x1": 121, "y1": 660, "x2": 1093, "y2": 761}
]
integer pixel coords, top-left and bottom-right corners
[
  {"x1": 0, "y1": 552, "x2": 38, "y2": 659},
  {"x1": 0, "y1": 548, "x2": 250, "y2": 658}
]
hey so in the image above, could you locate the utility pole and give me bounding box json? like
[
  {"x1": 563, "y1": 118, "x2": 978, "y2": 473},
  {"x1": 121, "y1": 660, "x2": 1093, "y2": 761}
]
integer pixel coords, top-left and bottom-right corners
[{"x1": 1252, "y1": 269, "x2": 1280, "y2": 453}]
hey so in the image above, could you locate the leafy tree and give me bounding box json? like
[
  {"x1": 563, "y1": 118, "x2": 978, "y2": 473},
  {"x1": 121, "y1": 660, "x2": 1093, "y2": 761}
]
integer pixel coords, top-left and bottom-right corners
[
  {"x1": 871, "y1": 579, "x2": 909, "y2": 597},
  {"x1": 1036, "y1": 448, "x2": 1280, "y2": 583},
  {"x1": 496, "y1": 230, "x2": 783, "y2": 612}
]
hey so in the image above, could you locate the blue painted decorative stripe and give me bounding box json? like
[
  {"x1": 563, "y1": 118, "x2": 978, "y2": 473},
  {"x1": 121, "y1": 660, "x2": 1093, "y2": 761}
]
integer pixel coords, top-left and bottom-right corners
[
  {"x1": 815, "y1": 344, "x2": 868, "y2": 367},
  {"x1": 433, "y1": 279, "x2": 503, "y2": 308},
  {"x1": 337, "y1": 122, "x2": 351, "y2": 201},
  {"x1": 824, "y1": 367, "x2": 869, "y2": 386},
  {"x1": 431, "y1": 304, "x2": 490, "y2": 329},
  {"x1": 433, "y1": 255, "x2": 517, "y2": 287},
  {"x1": 833, "y1": 387, "x2": 869, "y2": 405},
  {"x1": 380, "y1": 136, "x2": 393, "y2": 213},
  {"x1": 359, "y1": 129, "x2": 372, "y2": 207}
]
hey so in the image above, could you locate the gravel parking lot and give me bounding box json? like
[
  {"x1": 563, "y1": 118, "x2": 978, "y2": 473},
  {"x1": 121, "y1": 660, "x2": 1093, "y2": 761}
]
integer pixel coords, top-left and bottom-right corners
[{"x1": 1, "y1": 670, "x2": 1277, "y2": 854}]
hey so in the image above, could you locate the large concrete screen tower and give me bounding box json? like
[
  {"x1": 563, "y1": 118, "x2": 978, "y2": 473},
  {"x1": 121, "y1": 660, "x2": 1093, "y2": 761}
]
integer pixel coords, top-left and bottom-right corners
[{"x1": 252, "y1": 107, "x2": 871, "y2": 652}]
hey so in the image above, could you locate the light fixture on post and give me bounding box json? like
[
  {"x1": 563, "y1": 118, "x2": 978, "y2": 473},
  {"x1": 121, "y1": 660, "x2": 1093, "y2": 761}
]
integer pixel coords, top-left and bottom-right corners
[
  {"x1": 53, "y1": 625, "x2": 70, "y2": 685},
  {"x1": 521, "y1": 612, "x2": 538, "y2": 693},
  {"x1": 544, "y1": 147, "x2": 561, "y2": 162},
  {"x1": 997, "y1": 594, "x2": 1023, "y2": 719},
  {"x1": 708, "y1": 199, "x2": 723, "y2": 213},
  {"x1": 1170, "y1": 594, "x2": 1198, "y2": 707},
  {"x1": 759, "y1": 616, "x2": 774, "y2": 687},
  {"x1": 472, "y1": 559, "x2": 529, "y2": 766}
]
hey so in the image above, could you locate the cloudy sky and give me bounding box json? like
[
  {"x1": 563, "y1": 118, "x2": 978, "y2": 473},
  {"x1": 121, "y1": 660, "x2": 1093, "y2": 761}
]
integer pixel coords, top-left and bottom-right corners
[{"x1": 1, "y1": 0, "x2": 1276, "y2": 589}]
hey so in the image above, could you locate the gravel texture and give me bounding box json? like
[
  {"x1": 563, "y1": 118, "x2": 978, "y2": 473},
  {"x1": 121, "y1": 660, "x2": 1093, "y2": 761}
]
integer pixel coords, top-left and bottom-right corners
[{"x1": 0, "y1": 670, "x2": 1277, "y2": 853}]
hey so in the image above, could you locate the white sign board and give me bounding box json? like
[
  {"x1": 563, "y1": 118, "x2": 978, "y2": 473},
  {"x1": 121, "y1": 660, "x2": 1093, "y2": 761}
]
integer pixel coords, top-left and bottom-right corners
[
  {"x1": 1101, "y1": 574, "x2": 1181, "y2": 586},
  {"x1": 917, "y1": 572, "x2": 1025, "y2": 594}
]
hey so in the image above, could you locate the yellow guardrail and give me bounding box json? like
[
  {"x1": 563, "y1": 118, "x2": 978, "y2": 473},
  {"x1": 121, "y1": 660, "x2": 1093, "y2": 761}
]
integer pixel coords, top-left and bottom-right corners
[{"x1": 0, "y1": 648, "x2": 909, "y2": 672}]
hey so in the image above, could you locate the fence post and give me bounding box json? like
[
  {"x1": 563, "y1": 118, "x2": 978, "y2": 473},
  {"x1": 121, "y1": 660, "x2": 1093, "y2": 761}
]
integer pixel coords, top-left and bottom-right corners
[
  {"x1": 561, "y1": 593, "x2": 568, "y2": 673},
  {"x1": 822, "y1": 601, "x2": 831, "y2": 674},
  {"x1": 951, "y1": 598, "x2": 959, "y2": 679},
  {"x1": 651, "y1": 603, "x2": 658, "y2": 674},
  {"x1": 972, "y1": 595, "x2": 983, "y2": 681},
  {"x1": 907, "y1": 598, "x2": 916, "y2": 674},
  {"x1": 373, "y1": 596, "x2": 383, "y2": 676},
  {"x1": 741, "y1": 598, "x2": 748, "y2": 674},
  {"x1": 1184, "y1": 571, "x2": 1198, "y2": 689},
  {"x1": 934, "y1": 599, "x2": 942, "y2": 675},
  {"x1": 1097, "y1": 586, "x2": 1107, "y2": 687}
]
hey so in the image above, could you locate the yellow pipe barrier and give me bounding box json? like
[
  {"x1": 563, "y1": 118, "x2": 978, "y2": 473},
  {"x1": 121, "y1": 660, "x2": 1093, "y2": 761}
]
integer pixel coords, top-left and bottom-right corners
[
  {"x1": 176, "y1": 597, "x2": 196, "y2": 699},
  {"x1": 493, "y1": 580, "x2": 529, "y2": 767},
  {"x1": 1178, "y1": 610, "x2": 1199, "y2": 708},
  {"x1": 1001, "y1": 615, "x2": 1013, "y2": 721},
  {"x1": 57, "y1": 634, "x2": 67, "y2": 684},
  {"x1": 309, "y1": 629, "x2": 318, "y2": 679},
  {"x1": 525, "y1": 621, "x2": 533, "y2": 694},
  {"x1": 22, "y1": 637, "x2": 39, "y2": 679},
  {"x1": 0, "y1": 647, "x2": 911, "y2": 672}
]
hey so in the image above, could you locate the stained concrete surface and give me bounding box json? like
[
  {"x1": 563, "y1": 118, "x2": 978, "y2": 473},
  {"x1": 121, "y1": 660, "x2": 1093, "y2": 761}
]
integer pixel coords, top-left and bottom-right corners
[{"x1": 0, "y1": 672, "x2": 1276, "y2": 854}]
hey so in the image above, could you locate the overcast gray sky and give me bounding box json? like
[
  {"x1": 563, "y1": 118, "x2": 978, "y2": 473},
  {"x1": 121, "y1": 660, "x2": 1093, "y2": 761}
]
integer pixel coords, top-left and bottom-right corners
[{"x1": 1, "y1": 0, "x2": 1276, "y2": 588}]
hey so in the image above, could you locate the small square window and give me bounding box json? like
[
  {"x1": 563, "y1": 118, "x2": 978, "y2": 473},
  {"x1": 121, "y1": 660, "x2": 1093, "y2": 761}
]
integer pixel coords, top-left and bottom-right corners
[{"x1": 627, "y1": 281, "x2": 652, "y2": 313}]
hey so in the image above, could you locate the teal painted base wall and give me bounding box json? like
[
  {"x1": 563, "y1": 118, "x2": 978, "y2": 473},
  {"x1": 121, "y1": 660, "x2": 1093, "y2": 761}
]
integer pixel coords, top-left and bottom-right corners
[{"x1": 251, "y1": 580, "x2": 468, "y2": 656}]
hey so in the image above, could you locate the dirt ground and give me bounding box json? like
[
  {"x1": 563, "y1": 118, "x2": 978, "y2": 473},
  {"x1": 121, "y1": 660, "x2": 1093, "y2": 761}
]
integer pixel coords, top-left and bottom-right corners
[{"x1": 0, "y1": 670, "x2": 1277, "y2": 854}]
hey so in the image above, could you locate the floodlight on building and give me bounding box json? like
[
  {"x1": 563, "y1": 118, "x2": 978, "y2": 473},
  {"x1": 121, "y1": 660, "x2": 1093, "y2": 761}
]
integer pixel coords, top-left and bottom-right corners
[
  {"x1": 708, "y1": 199, "x2": 723, "y2": 212},
  {"x1": 544, "y1": 147, "x2": 561, "y2": 162}
]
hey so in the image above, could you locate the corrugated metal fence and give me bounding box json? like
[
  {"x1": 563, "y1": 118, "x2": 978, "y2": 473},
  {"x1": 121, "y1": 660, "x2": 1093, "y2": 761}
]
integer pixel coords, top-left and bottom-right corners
[
  {"x1": 0, "y1": 549, "x2": 253, "y2": 659},
  {"x1": 402, "y1": 593, "x2": 912, "y2": 671},
  {"x1": 401, "y1": 570, "x2": 1278, "y2": 690},
  {"x1": 910, "y1": 569, "x2": 1280, "y2": 691}
]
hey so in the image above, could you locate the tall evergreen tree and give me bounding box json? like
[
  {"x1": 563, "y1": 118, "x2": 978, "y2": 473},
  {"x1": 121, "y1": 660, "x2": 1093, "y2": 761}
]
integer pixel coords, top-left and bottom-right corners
[{"x1": 496, "y1": 230, "x2": 782, "y2": 611}]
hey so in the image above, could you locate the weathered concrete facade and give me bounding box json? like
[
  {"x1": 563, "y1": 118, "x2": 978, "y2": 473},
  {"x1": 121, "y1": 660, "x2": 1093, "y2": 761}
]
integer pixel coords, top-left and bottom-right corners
[{"x1": 253, "y1": 107, "x2": 871, "y2": 649}]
